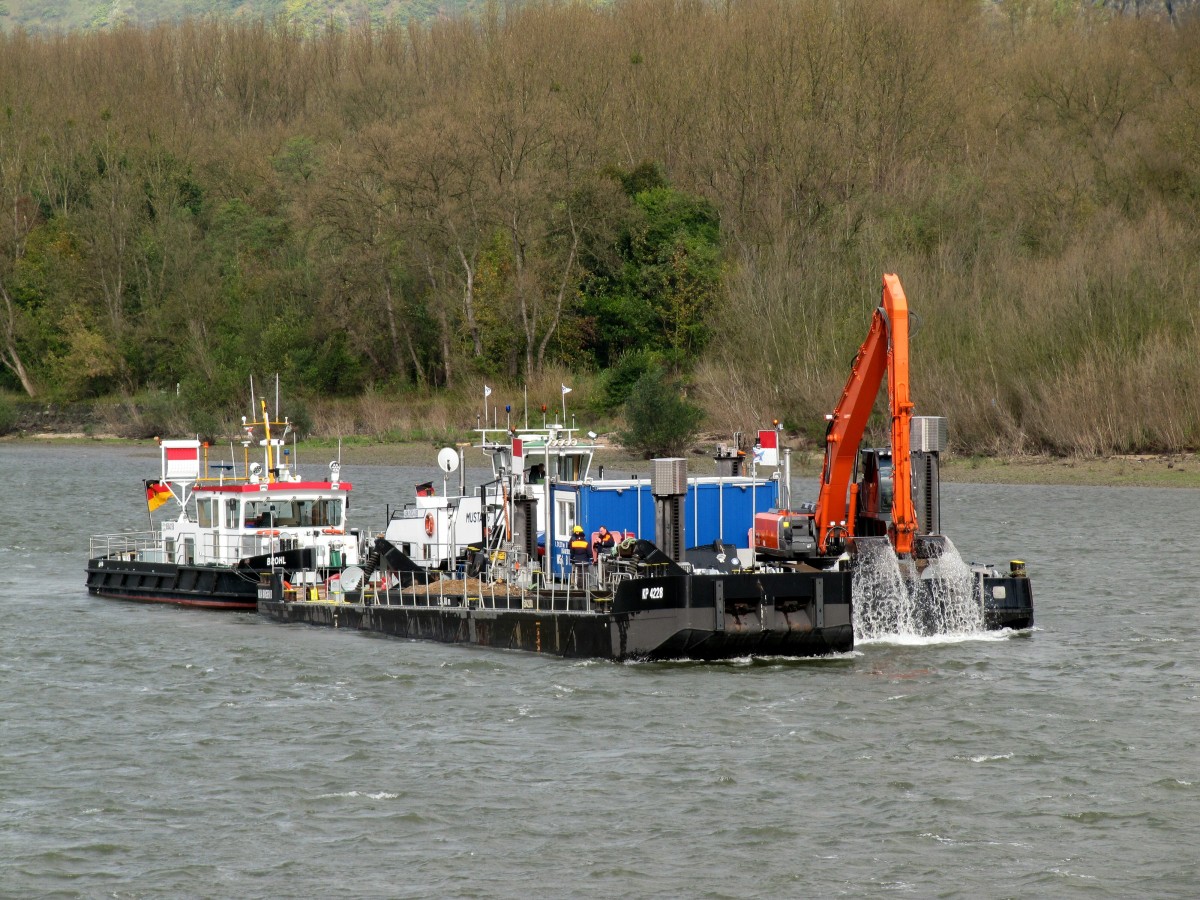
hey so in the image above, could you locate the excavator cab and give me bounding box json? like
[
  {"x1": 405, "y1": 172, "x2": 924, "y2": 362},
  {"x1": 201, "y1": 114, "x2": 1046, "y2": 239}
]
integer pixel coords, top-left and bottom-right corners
[
  {"x1": 855, "y1": 445, "x2": 947, "y2": 561},
  {"x1": 853, "y1": 448, "x2": 895, "y2": 538}
]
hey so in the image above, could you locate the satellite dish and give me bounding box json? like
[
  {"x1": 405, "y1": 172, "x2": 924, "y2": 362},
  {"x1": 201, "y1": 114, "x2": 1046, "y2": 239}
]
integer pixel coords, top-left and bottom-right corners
[
  {"x1": 338, "y1": 565, "x2": 364, "y2": 592},
  {"x1": 437, "y1": 447, "x2": 459, "y2": 473}
]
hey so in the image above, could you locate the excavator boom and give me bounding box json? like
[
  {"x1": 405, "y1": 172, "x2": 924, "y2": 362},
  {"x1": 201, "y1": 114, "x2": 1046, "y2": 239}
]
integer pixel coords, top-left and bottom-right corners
[{"x1": 812, "y1": 274, "x2": 916, "y2": 556}]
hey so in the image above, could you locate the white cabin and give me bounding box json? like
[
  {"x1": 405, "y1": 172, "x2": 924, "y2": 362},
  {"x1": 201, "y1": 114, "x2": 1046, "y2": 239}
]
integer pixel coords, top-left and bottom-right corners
[{"x1": 124, "y1": 437, "x2": 361, "y2": 572}]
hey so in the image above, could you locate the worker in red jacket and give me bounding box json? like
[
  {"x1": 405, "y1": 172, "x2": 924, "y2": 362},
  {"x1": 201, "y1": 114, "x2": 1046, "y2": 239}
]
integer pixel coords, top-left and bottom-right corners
[{"x1": 593, "y1": 525, "x2": 615, "y2": 558}]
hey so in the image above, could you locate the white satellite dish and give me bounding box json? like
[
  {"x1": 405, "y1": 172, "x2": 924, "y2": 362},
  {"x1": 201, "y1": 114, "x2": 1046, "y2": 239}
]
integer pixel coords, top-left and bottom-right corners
[
  {"x1": 437, "y1": 447, "x2": 459, "y2": 473},
  {"x1": 338, "y1": 565, "x2": 364, "y2": 592}
]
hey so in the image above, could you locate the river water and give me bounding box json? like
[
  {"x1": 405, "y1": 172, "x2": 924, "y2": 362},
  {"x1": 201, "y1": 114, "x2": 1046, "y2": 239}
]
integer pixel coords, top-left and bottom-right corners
[{"x1": 2, "y1": 443, "x2": 1197, "y2": 898}]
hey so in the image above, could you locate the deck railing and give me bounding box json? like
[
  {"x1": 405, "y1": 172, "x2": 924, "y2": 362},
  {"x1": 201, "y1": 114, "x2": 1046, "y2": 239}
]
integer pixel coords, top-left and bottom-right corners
[
  {"x1": 316, "y1": 546, "x2": 696, "y2": 614},
  {"x1": 89, "y1": 531, "x2": 160, "y2": 560}
]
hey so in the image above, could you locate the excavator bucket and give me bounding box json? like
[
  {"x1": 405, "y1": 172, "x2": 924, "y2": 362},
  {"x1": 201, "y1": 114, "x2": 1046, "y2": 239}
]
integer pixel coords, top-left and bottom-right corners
[
  {"x1": 846, "y1": 535, "x2": 893, "y2": 559},
  {"x1": 912, "y1": 534, "x2": 949, "y2": 561}
]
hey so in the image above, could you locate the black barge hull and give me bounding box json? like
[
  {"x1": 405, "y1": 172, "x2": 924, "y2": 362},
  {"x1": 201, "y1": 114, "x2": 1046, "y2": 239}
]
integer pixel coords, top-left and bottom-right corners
[
  {"x1": 259, "y1": 569, "x2": 854, "y2": 661},
  {"x1": 86, "y1": 547, "x2": 318, "y2": 611},
  {"x1": 982, "y1": 574, "x2": 1034, "y2": 631},
  {"x1": 86, "y1": 558, "x2": 260, "y2": 610}
]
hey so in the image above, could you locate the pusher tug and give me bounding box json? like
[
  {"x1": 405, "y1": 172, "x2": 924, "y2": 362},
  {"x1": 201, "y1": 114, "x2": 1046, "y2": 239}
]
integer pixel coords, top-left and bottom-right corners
[{"x1": 86, "y1": 396, "x2": 360, "y2": 610}]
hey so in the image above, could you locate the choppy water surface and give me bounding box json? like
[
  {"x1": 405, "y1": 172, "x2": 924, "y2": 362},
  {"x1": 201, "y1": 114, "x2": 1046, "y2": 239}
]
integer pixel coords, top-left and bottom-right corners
[{"x1": 2, "y1": 444, "x2": 1197, "y2": 898}]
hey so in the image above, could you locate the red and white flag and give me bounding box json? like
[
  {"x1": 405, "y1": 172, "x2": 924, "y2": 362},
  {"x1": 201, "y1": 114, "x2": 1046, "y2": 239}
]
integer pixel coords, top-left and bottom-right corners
[{"x1": 754, "y1": 429, "x2": 779, "y2": 467}]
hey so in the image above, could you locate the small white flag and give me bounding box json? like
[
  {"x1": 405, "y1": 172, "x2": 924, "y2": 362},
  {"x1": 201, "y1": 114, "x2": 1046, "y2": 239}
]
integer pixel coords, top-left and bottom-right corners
[
  {"x1": 561, "y1": 384, "x2": 572, "y2": 395},
  {"x1": 484, "y1": 385, "x2": 492, "y2": 398}
]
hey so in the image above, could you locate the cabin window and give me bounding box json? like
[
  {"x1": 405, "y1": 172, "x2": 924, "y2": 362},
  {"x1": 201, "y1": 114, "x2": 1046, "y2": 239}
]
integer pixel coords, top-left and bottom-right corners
[
  {"x1": 555, "y1": 496, "x2": 576, "y2": 541},
  {"x1": 557, "y1": 455, "x2": 582, "y2": 481},
  {"x1": 241, "y1": 498, "x2": 343, "y2": 528},
  {"x1": 225, "y1": 499, "x2": 239, "y2": 530},
  {"x1": 197, "y1": 499, "x2": 213, "y2": 529},
  {"x1": 244, "y1": 500, "x2": 280, "y2": 528}
]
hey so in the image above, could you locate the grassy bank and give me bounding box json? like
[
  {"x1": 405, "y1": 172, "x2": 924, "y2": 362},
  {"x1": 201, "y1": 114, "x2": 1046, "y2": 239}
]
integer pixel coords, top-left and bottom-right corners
[{"x1": 940, "y1": 454, "x2": 1200, "y2": 489}]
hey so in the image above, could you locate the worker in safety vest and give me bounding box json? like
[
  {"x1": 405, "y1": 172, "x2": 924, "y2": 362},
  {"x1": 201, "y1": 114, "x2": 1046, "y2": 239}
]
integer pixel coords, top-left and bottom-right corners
[
  {"x1": 569, "y1": 525, "x2": 591, "y2": 564},
  {"x1": 592, "y1": 526, "x2": 615, "y2": 557},
  {"x1": 568, "y1": 525, "x2": 591, "y2": 589}
]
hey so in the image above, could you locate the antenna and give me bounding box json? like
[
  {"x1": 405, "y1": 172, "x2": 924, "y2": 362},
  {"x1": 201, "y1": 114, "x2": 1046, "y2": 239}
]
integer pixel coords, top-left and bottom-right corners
[{"x1": 275, "y1": 373, "x2": 280, "y2": 422}]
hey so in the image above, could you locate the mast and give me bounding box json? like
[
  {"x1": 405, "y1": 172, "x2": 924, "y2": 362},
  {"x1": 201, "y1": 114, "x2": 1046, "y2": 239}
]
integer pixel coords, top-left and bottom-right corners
[{"x1": 261, "y1": 398, "x2": 276, "y2": 483}]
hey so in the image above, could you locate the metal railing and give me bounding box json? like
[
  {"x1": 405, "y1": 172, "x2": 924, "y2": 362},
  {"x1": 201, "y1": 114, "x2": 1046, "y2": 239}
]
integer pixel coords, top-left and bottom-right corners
[
  {"x1": 89, "y1": 528, "x2": 361, "y2": 568},
  {"x1": 89, "y1": 531, "x2": 160, "y2": 560},
  {"x1": 301, "y1": 543, "x2": 646, "y2": 614}
]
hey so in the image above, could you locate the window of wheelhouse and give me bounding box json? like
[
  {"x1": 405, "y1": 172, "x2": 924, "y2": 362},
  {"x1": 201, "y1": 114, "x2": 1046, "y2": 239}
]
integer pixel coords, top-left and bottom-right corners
[
  {"x1": 225, "y1": 499, "x2": 239, "y2": 530},
  {"x1": 196, "y1": 499, "x2": 214, "y2": 528},
  {"x1": 556, "y1": 452, "x2": 586, "y2": 481},
  {"x1": 238, "y1": 497, "x2": 344, "y2": 528},
  {"x1": 315, "y1": 499, "x2": 343, "y2": 528}
]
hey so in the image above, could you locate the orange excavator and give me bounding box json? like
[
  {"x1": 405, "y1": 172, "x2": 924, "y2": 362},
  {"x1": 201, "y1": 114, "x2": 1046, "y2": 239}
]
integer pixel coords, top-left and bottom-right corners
[
  {"x1": 754, "y1": 273, "x2": 937, "y2": 565},
  {"x1": 753, "y1": 272, "x2": 1034, "y2": 633}
]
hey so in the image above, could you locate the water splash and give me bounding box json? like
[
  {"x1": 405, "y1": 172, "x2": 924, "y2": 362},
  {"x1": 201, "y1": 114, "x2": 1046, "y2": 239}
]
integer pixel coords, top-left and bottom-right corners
[{"x1": 852, "y1": 537, "x2": 982, "y2": 641}]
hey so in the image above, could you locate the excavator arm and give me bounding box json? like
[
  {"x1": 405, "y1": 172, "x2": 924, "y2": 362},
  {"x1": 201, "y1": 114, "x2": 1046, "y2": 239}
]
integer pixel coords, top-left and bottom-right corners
[{"x1": 812, "y1": 273, "x2": 916, "y2": 556}]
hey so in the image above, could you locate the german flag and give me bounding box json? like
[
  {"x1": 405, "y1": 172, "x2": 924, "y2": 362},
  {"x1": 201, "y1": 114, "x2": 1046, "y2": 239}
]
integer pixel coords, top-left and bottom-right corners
[{"x1": 145, "y1": 480, "x2": 172, "y2": 512}]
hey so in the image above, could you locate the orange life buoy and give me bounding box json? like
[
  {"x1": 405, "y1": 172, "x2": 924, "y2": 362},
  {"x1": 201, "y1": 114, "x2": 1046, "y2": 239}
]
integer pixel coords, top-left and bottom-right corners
[
  {"x1": 322, "y1": 528, "x2": 343, "y2": 535},
  {"x1": 424, "y1": 513, "x2": 435, "y2": 536},
  {"x1": 257, "y1": 529, "x2": 281, "y2": 536}
]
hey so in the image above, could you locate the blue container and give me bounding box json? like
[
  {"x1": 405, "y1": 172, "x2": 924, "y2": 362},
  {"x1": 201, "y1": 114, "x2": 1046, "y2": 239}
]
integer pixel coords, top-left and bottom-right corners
[{"x1": 546, "y1": 479, "x2": 778, "y2": 577}]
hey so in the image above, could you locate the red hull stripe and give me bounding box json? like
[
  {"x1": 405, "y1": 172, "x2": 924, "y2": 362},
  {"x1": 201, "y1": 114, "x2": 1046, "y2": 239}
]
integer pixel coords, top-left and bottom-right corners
[{"x1": 92, "y1": 590, "x2": 256, "y2": 610}]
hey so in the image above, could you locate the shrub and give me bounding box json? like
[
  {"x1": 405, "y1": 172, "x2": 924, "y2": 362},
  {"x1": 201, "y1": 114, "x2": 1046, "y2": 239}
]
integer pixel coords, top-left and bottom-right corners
[
  {"x1": 0, "y1": 394, "x2": 16, "y2": 435},
  {"x1": 600, "y1": 349, "x2": 658, "y2": 412},
  {"x1": 618, "y1": 367, "x2": 704, "y2": 458}
]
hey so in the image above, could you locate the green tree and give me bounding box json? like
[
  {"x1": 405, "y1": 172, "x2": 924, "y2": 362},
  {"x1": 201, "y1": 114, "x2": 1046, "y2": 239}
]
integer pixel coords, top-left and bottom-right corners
[
  {"x1": 581, "y1": 165, "x2": 722, "y2": 369},
  {"x1": 618, "y1": 366, "x2": 704, "y2": 458}
]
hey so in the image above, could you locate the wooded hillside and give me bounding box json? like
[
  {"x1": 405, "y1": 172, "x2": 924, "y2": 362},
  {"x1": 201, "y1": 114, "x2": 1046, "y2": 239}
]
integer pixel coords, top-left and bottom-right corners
[{"x1": 2, "y1": 1, "x2": 1199, "y2": 454}]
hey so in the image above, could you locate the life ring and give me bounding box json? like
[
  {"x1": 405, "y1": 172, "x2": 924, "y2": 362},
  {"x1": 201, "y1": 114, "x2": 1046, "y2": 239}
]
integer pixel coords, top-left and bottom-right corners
[
  {"x1": 322, "y1": 528, "x2": 344, "y2": 535},
  {"x1": 424, "y1": 514, "x2": 435, "y2": 536},
  {"x1": 257, "y1": 529, "x2": 281, "y2": 536}
]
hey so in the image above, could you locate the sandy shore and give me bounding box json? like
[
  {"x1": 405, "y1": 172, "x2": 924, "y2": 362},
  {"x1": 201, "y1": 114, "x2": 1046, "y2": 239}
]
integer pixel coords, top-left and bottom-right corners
[{"x1": 7, "y1": 434, "x2": 1200, "y2": 488}]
